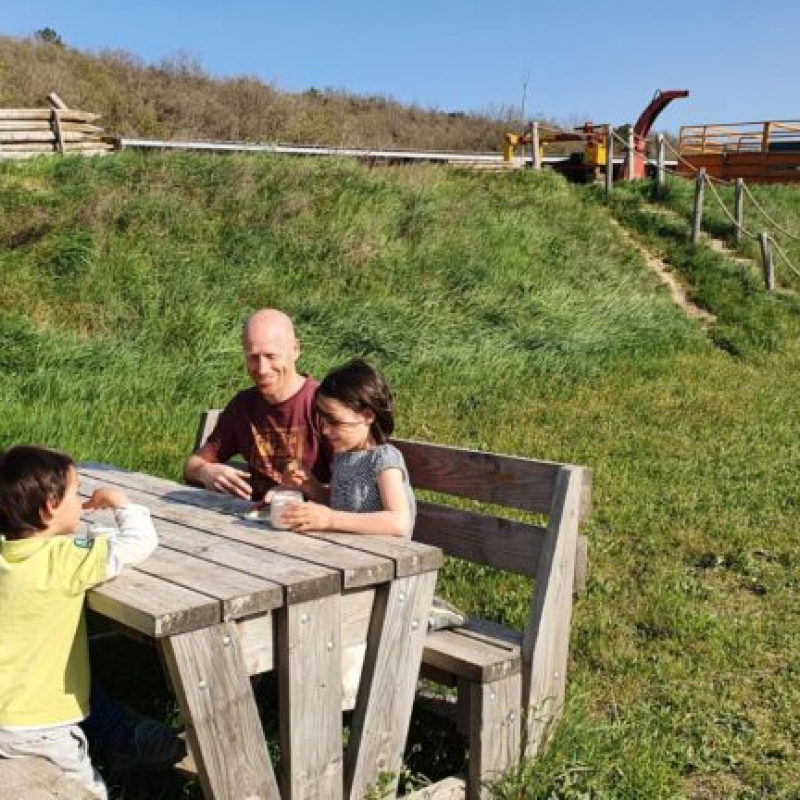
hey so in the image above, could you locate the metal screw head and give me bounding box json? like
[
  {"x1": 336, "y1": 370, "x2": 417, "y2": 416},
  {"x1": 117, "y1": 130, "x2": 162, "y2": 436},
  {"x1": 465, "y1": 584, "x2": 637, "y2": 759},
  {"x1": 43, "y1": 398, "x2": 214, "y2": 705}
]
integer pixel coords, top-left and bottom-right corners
[
  {"x1": 301, "y1": 613, "x2": 309, "y2": 624},
  {"x1": 222, "y1": 636, "x2": 232, "y2": 647},
  {"x1": 198, "y1": 680, "x2": 208, "y2": 690},
  {"x1": 326, "y1": 640, "x2": 334, "y2": 651}
]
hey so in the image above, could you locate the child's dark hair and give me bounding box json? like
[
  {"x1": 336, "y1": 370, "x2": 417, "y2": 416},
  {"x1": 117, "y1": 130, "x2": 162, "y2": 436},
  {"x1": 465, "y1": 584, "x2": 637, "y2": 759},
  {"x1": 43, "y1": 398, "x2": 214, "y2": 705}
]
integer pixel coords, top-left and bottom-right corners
[
  {"x1": 0, "y1": 445, "x2": 75, "y2": 539},
  {"x1": 318, "y1": 359, "x2": 395, "y2": 444}
]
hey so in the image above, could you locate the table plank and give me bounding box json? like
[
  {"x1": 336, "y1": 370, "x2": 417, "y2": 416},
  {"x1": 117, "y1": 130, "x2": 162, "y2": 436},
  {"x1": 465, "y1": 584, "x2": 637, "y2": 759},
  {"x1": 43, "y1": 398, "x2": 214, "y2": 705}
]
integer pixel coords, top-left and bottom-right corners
[
  {"x1": 79, "y1": 502, "x2": 283, "y2": 620},
  {"x1": 79, "y1": 474, "x2": 340, "y2": 605},
  {"x1": 79, "y1": 465, "x2": 394, "y2": 589},
  {"x1": 88, "y1": 570, "x2": 219, "y2": 638},
  {"x1": 310, "y1": 532, "x2": 443, "y2": 577}
]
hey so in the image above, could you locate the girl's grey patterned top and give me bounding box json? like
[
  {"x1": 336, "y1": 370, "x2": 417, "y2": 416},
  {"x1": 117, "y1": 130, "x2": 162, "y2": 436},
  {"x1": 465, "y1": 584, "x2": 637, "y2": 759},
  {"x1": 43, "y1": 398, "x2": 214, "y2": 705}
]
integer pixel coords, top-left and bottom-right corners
[{"x1": 330, "y1": 444, "x2": 416, "y2": 531}]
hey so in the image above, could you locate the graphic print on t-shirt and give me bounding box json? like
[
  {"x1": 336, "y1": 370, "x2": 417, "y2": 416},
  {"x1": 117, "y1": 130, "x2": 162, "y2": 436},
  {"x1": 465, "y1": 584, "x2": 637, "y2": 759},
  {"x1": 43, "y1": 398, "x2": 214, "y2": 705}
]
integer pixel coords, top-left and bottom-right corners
[{"x1": 250, "y1": 423, "x2": 306, "y2": 484}]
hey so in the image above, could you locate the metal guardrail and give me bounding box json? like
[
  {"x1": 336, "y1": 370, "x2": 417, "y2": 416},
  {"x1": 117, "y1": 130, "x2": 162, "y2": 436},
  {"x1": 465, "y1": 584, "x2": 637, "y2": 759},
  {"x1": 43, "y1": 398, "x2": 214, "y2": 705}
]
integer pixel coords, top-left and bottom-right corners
[{"x1": 118, "y1": 137, "x2": 677, "y2": 170}]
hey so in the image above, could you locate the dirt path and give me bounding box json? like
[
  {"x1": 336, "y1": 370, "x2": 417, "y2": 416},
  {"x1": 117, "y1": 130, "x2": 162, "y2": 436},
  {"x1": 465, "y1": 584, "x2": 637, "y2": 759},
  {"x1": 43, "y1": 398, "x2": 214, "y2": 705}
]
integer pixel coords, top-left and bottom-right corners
[{"x1": 609, "y1": 217, "x2": 717, "y2": 324}]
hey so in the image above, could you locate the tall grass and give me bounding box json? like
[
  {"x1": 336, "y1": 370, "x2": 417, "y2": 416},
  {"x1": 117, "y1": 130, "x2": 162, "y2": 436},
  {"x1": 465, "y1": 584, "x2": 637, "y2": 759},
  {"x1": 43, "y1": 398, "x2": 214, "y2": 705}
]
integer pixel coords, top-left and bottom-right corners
[{"x1": 3, "y1": 154, "x2": 800, "y2": 798}]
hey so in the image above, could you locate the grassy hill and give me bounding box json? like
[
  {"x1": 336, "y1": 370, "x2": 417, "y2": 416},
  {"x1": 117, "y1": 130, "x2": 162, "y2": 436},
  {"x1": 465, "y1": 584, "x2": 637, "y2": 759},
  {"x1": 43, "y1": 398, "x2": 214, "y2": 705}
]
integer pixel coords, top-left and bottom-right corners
[
  {"x1": 0, "y1": 33, "x2": 518, "y2": 150},
  {"x1": 2, "y1": 152, "x2": 800, "y2": 798}
]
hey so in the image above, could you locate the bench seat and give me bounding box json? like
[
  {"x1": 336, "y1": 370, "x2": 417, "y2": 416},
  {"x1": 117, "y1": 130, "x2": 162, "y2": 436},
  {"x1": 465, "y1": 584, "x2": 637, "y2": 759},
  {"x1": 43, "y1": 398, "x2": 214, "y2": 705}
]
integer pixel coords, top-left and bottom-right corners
[{"x1": 423, "y1": 620, "x2": 521, "y2": 684}]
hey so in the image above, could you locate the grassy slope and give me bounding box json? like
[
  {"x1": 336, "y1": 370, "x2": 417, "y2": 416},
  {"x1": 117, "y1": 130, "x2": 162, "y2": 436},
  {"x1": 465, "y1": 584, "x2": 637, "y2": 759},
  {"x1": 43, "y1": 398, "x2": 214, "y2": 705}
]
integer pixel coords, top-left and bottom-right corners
[{"x1": 2, "y1": 154, "x2": 800, "y2": 798}]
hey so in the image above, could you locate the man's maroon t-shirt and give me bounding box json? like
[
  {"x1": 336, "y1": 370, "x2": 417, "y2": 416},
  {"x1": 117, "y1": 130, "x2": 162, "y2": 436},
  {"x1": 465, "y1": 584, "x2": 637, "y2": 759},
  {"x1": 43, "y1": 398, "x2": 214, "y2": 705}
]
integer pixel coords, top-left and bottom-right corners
[{"x1": 197, "y1": 377, "x2": 331, "y2": 500}]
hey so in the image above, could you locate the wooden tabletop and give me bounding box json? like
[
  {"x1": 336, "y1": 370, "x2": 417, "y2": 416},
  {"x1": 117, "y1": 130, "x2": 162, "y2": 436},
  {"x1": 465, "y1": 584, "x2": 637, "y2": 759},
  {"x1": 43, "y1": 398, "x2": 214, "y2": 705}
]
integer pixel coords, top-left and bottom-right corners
[{"x1": 78, "y1": 463, "x2": 442, "y2": 639}]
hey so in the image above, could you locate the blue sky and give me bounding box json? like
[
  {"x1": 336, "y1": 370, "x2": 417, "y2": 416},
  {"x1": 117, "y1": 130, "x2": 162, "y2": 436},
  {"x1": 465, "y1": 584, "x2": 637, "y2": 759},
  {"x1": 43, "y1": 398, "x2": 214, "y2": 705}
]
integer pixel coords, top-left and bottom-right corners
[{"x1": 2, "y1": 0, "x2": 797, "y2": 133}]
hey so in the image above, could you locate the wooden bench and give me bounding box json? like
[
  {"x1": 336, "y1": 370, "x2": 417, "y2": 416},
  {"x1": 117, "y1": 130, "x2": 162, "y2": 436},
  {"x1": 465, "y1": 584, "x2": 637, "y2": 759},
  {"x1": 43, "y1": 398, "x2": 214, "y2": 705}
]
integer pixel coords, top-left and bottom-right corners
[
  {"x1": 0, "y1": 756, "x2": 97, "y2": 800},
  {"x1": 194, "y1": 411, "x2": 590, "y2": 799}
]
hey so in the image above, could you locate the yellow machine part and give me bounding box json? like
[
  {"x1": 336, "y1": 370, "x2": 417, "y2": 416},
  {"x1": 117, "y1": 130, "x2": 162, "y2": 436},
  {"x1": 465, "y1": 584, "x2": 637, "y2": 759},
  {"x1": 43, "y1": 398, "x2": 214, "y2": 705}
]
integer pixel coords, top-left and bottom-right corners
[
  {"x1": 504, "y1": 133, "x2": 545, "y2": 163},
  {"x1": 584, "y1": 140, "x2": 607, "y2": 167}
]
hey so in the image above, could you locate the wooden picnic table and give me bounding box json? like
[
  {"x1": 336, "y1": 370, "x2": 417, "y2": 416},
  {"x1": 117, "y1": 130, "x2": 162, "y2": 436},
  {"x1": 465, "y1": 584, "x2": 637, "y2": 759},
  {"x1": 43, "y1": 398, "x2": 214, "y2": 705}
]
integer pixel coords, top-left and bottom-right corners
[{"x1": 77, "y1": 463, "x2": 442, "y2": 800}]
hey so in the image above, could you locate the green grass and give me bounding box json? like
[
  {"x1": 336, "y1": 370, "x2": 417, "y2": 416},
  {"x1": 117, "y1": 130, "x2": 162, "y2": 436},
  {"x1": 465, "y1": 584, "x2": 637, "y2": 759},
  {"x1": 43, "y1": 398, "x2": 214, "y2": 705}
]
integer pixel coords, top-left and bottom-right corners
[{"x1": 3, "y1": 154, "x2": 800, "y2": 798}]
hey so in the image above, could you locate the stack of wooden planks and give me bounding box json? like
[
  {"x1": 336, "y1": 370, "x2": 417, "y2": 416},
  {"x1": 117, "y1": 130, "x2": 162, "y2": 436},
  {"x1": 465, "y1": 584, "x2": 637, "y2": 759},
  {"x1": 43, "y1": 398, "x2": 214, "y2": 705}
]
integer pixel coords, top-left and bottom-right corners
[{"x1": 0, "y1": 92, "x2": 115, "y2": 160}]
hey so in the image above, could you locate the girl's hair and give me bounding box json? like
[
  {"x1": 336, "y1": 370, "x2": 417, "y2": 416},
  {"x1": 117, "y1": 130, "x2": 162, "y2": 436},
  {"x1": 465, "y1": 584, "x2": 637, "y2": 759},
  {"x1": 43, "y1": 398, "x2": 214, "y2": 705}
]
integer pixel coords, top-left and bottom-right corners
[
  {"x1": 0, "y1": 445, "x2": 75, "y2": 539},
  {"x1": 318, "y1": 359, "x2": 395, "y2": 444}
]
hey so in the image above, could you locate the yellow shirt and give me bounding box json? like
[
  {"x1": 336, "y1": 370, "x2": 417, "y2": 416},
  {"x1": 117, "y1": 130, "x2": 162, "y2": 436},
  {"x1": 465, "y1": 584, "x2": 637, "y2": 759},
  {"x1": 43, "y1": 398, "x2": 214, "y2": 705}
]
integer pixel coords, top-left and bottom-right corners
[{"x1": 0, "y1": 533, "x2": 109, "y2": 728}]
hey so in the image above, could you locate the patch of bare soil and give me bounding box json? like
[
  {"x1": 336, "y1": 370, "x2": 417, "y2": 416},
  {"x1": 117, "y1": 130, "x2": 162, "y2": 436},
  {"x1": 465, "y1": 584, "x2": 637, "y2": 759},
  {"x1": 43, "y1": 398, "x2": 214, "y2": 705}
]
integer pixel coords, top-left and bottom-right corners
[{"x1": 609, "y1": 218, "x2": 716, "y2": 324}]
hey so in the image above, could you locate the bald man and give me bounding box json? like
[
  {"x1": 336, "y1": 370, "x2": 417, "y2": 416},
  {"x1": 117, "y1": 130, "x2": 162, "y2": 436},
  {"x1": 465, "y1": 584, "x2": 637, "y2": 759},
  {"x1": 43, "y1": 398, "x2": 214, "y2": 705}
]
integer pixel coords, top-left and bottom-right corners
[{"x1": 184, "y1": 309, "x2": 331, "y2": 500}]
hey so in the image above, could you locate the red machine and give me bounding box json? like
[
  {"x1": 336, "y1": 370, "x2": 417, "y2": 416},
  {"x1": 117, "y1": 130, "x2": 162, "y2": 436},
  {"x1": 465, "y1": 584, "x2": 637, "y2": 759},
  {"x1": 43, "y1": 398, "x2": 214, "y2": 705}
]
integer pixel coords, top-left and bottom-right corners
[{"x1": 627, "y1": 89, "x2": 689, "y2": 178}]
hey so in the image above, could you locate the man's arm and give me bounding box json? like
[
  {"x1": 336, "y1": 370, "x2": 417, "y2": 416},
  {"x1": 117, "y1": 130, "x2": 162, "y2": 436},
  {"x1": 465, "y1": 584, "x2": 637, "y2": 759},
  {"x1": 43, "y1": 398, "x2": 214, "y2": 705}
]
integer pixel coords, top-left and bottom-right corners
[{"x1": 184, "y1": 453, "x2": 253, "y2": 499}]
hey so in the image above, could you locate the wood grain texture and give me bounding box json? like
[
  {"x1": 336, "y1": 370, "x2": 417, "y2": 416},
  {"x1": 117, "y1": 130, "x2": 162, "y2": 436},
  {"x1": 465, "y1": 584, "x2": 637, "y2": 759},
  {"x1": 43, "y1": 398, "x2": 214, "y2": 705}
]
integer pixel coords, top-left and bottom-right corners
[
  {"x1": 468, "y1": 674, "x2": 521, "y2": 799},
  {"x1": 0, "y1": 756, "x2": 97, "y2": 799},
  {"x1": 422, "y1": 626, "x2": 521, "y2": 684},
  {"x1": 0, "y1": 108, "x2": 100, "y2": 122},
  {"x1": 522, "y1": 467, "x2": 582, "y2": 756},
  {"x1": 134, "y1": 545, "x2": 281, "y2": 620},
  {"x1": 79, "y1": 466, "x2": 390, "y2": 590},
  {"x1": 392, "y1": 438, "x2": 560, "y2": 515},
  {"x1": 161, "y1": 623, "x2": 280, "y2": 800},
  {"x1": 414, "y1": 502, "x2": 546, "y2": 578},
  {"x1": 345, "y1": 571, "x2": 437, "y2": 800},
  {"x1": 87, "y1": 569, "x2": 219, "y2": 638},
  {"x1": 311, "y1": 531, "x2": 443, "y2": 577},
  {"x1": 79, "y1": 472, "x2": 341, "y2": 604},
  {"x1": 236, "y1": 612, "x2": 275, "y2": 675},
  {"x1": 277, "y1": 596, "x2": 344, "y2": 800}
]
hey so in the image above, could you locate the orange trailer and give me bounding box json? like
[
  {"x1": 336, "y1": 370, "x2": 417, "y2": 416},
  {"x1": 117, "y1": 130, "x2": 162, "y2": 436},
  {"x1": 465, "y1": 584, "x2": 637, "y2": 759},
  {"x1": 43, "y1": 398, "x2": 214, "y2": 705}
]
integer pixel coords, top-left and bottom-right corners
[{"x1": 678, "y1": 120, "x2": 800, "y2": 183}]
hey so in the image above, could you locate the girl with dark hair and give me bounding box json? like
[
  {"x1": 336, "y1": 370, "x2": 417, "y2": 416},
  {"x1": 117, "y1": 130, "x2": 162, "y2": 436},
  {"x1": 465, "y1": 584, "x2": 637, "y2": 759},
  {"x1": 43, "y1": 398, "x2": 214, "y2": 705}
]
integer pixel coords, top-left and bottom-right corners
[{"x1": 279, "y1": 359, "x2": 415, "y2": 537}]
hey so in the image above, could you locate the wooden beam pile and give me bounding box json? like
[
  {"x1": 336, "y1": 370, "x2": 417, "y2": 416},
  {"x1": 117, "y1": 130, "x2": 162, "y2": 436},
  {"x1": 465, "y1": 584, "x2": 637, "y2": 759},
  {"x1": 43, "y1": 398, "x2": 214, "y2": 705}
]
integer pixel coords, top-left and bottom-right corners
[{"x1": 0, "y1": 93, "x2": 116, "y2": 160}]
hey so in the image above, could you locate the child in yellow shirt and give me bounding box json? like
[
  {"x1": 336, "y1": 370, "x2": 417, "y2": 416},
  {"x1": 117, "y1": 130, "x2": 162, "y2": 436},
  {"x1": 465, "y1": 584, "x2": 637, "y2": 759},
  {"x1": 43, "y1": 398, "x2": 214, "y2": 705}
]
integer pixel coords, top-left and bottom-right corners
[{"x1": 0, "y1": 445, "x2": 159, "y2": 799}]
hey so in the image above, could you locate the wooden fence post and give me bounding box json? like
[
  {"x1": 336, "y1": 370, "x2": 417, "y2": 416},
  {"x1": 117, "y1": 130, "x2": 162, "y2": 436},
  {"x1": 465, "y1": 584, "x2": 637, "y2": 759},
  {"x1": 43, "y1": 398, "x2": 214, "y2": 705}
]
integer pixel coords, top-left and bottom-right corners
[
  {"x1": 605, "y1": 128, "x2": 614, "y2": 199},
  {"x1": 734, "y1": 179, "x2": 745, "y2": 244},
  {"x1": 691, "y1": 168, "x2": 706, "y2": 245},
  {"x1": 531, "y1": 121, "x2": 541, "y2": 170},
  {"x1": 625, "y1": 129, "x2": 635, "y2": 180},
  {"x1": 758, "y1": 232, "x2": 775, "y2": 291},
  {"x1": 655, "y1": 134, "x2": 666, "y2": 198}
]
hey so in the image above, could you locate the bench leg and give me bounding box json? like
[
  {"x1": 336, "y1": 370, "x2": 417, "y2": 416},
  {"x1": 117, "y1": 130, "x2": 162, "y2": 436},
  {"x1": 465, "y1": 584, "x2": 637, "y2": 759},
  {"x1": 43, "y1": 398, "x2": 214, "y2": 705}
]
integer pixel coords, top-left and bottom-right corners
[{"x1": 467, "y1": 674, "x2": 521, "y2": 800}]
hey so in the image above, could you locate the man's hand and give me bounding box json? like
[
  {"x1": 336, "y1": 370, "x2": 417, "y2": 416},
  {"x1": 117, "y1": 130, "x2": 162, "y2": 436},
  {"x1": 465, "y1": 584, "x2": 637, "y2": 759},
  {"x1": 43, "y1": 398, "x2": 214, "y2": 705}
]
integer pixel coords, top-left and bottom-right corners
[
  {"x1": 280, "y1": 501, "x2": 333, "y2": 534},
  {"x1": 83, "y1": 487, "x2": 130, "y2": 510},
  {"x1": 280, "y1": 462, "x2": 308, "y2": 491},
  {"x1": 199, "y1": 463, "x2": 252, "y2": 499}
]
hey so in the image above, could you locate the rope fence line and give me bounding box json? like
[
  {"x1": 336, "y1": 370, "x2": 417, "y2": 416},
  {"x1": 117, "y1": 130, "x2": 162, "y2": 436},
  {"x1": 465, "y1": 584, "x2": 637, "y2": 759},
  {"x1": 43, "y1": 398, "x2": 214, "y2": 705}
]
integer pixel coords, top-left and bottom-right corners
[
  {"x1": 770, "y1": 237, "x2": 800, "y2": 280},
  {"x1": 741, "y1": 183, "x2": 800, "y2": 242},
  {"x1": 702, "y1": 176, "x2": 758, "y2": 240},
  {"x1": 605, "y1": 127, "x2": 800, "y2": 285}
]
